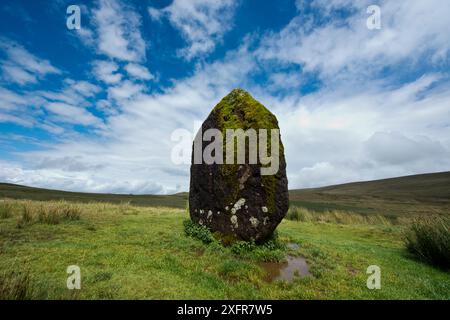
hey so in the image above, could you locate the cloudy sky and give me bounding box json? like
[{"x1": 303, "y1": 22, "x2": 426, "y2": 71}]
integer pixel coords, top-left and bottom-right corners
[{"x1": 0, "y1": 0, "x2": 449, "y2": 194}]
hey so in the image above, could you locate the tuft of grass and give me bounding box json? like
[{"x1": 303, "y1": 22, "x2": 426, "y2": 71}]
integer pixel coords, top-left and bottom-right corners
[
  {"x1": 405, "y1": 215, "x2": 450, "y2": 270},
  {"x1": 0, "y1": 200, "x2": 14, "y2": 219},
  {"x1": 0, "y1": 270, "x2": 32, "y2": 300},
  {"x1": 17, "y1": 202, "x2": 34, "y2": 228},
  {"x1": 37, "y1": 205, "x2": 61, "y2": 225},
  {"x1": 60, "y1": 203, "x2": 82, "y2": 220},
  {"x1": 17, "y1": 201, "x2": 82, "y2": 228}
]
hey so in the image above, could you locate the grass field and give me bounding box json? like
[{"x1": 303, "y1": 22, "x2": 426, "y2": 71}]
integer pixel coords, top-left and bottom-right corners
[
  {"x1": 0, "y1": 172, "x2": 449, "y2": 299},
  {"x1": 0, "y1": 199, "x2": 448, "y2": 299}
]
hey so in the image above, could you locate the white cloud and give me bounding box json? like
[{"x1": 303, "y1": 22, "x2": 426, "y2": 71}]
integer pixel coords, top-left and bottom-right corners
[
  {"x1": 0, "y1": 159, "x2": 164, "y2": 194},
  {"x1": 107, "y1": 80, "x2": 144, "y2": 101},
  {"x1": 149, "y1": 0, "x2": 238, "y2": 59},
  {"x1": 1, "y1": 63, "x2": 37, "y2": 85},
  {"x1": 0, "y1": 87, "x2": 27, "y2": 110},
  {"x1": 257, "y1": 0, "x2": 450, "y2": 81},
  {"x1": 0, "y1": 87, "x2": 42, "y2": 126},
  {"x1": 365, "y1": 132, "x2": 448, "y2": 166},
  {"x1": 93, "y1": 0, "x2": 146, "y2": 62},
  {"x1": 64, "y1": 79, "x2": 101, "y2": 97},
  {"x1": 0, "y1": 39, "x2": 61, "y2": 75},
  {"x1": 35, "y1": 79, "x2": 102, "y2": 112},
  {"x1": 44, "y1": 102, "x2": 102, "y2": 127},
  {"x1": 124, "y1": 63, "x2": 154, "y2": 80},
  {"x1": 0, "y1": 113, "x2": 33, "y2": 127},
  {"x1": 92, "y1": 60, "x2": 122, "y2": 84},
  {"x1": 0, "y1": 38, "x2": 61, "y2": 85},
  {"x1": 96, "y1": 99, "x2": 117, "y2": 116}
]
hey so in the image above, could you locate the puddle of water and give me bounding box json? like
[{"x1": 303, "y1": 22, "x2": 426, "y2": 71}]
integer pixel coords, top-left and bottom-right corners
[
  {"x1": 287, "y1": 242, "x2": 300, "y2": 250},
  {"x1": 259, "y1": 243, "x2": 311, "y2": 283},
  {"x1": 260, "y1": 255, "x2": 311, "y2": 283}
]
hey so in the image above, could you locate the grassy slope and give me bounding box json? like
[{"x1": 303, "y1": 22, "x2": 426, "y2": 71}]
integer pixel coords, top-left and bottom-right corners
[
  {"x1": 0, "y1": 183, "x2": 188, "y2": 208},
  {"x1": 0, "y1": 202, "x2": 448, "y2": 299},
  {"x1": 290, "y1": 171, "x2": 450, "y2": 216}
]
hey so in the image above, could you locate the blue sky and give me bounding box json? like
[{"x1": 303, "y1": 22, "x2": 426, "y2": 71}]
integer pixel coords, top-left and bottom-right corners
[{"x1": 0, "y1": 0, "x2": 449, "y2": 194}]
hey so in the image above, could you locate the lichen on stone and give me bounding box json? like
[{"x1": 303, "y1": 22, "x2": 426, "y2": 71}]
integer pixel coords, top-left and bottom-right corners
[
  {"x1": 249, "y1": 216, "x2": 259, "y2": 228},
  {"x1": 230, "y1": 215, "x2": 238, "y2": 228}
]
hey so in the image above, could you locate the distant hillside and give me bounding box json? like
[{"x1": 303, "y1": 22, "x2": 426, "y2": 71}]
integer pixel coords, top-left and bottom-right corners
[
  {"x1": 1, "y1": 171, "x2": 449, "y2": 216},
  {"x1": 0, "y1": 183, "x2": 188, "y2": 208},
  {"x1": 290, "y1": 171, "x2": 450, "y2": 216}
]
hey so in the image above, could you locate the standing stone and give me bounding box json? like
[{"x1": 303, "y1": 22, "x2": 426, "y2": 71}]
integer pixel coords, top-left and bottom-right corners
[{"x1": 189, "y1": 88, "x2": 289, "y2": 243}]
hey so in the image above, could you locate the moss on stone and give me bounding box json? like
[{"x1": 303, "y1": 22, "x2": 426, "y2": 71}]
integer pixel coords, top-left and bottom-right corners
[
  {"x1": 213, "y1": 231, "x2": 239, "y2": 246},
  {"x1": 211, "y1": 88, "x2": 283, "y2": 212},
  {"x1": 213, "y1": 88, "x2": 278, "y2": 130},
  {"x1": 261, "y1": 175, "x2": 277, "y2": 213}
]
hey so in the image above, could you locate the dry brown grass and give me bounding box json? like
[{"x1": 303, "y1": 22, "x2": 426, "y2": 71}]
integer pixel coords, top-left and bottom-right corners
[
  {"x1": 0, "y1": 266, "x2": 33, "y2": 300},
  {"x1": 0, "y1": 200, "x2": 14, "y2": 219},
  {"x1": 16, "y1": 200, "x2": 82, "y2": 228},
  {"x1": 286, "y1": 206, "x2": 395, "y2": 225}
]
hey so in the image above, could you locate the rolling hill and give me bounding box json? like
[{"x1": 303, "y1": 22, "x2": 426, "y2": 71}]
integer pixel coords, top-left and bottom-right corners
[
  {"x1": 290, "y1": 171, "x2": 450, "y2": 216},
  {"x1": 1, "y1": 171, "x2": 449, "y2": 216},
  {"x1": 0, "y1": 182, "x2": 188, "y2": 208}
]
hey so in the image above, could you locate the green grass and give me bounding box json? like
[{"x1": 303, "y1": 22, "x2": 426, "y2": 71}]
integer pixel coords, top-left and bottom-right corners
[
  {"x1": 405, "y1": 216, "x2": 450, "y2": 270},
  {"x1": 0, "y1": 200, "x2": 448, "y2": 299}
]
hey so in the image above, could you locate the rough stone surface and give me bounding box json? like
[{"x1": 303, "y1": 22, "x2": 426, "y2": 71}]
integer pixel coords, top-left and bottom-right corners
[{"x1": 189, "y1": 88, "x2": 289, "y2": 243}]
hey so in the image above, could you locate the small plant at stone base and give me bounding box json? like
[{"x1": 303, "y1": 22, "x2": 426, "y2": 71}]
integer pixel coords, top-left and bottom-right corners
[
  {"x1": 183, "y1": 219, "x2": 286, "y2": 261},
  {"x1": 183, "y1": 219, "x2": 216, "y2": 244},
  {"x1": 405, "y1": 215, "x2": 450, "y2": 270},
  {"x1": 230, "y1": 232, "x2": 286, "y2": 262}
]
